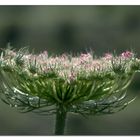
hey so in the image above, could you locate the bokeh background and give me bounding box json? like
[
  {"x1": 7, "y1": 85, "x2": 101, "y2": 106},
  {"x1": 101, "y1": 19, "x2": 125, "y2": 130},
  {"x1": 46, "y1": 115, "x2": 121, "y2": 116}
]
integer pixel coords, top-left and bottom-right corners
[{"x1": 0, "y1": 6, "x2": 140, "y2": 135}]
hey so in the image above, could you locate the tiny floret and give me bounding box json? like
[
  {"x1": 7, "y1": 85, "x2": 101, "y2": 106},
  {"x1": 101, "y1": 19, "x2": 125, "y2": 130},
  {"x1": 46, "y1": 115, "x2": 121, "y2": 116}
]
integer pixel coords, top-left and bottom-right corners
[{"x1": 121, "y1": 51, "x2": 134, "y2": 59}]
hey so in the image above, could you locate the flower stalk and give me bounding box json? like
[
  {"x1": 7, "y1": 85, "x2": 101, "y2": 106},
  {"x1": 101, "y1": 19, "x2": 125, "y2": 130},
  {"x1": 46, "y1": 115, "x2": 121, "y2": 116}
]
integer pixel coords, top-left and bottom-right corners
[{"x1": 55, "y1": 105, "x2": 67, "y2": 135}]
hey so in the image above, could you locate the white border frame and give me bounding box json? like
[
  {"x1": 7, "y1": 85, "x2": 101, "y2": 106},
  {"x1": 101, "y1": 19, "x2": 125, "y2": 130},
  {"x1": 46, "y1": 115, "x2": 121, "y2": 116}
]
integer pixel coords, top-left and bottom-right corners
[
  {"x1": 0, "y1": 1, "x2": 140, "y2": 140},
  {"x1": 0, "y1": 0, "x2": 140, "y2": 5}
]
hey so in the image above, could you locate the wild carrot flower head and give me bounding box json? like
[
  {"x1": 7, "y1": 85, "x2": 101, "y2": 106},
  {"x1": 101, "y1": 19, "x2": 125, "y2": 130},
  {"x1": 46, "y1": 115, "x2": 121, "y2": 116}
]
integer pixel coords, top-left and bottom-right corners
[{"x1": 0, "y1": 48, "x2": 139, "y2": 116}]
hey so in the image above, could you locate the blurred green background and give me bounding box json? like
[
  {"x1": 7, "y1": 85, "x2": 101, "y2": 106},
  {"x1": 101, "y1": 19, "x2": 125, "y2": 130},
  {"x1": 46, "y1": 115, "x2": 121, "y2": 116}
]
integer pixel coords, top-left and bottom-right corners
[{"x1": 0, "y1": 6, "x2": 140, "y2": 135}]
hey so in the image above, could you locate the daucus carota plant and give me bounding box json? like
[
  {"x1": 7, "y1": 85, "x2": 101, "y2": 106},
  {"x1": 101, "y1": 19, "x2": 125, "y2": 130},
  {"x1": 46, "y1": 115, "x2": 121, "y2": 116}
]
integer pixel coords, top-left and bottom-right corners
[{"x1": 0, "y1": 47, "x2": 140, "y2": 135}]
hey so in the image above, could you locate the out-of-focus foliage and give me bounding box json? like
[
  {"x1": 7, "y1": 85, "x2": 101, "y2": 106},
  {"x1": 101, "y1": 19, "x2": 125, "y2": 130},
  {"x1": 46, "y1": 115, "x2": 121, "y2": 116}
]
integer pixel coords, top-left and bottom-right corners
[
  {"x1": 0, "y1": 6, "x2": 140, "y2": 135},
  {"x1": 1, "y1": 6, "x2": 140, "y2": 55}
]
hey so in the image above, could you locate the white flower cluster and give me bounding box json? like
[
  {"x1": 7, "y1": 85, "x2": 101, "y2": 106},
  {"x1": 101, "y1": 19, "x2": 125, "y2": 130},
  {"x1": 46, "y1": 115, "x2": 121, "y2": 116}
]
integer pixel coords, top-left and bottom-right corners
[{"x1": 0, "y1": 48, "x2": 139, "y2": 83}]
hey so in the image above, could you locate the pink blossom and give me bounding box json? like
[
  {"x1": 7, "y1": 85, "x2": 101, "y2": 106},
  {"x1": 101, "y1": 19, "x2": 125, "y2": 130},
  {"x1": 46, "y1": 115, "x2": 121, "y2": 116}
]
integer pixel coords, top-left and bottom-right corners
[
  {"x1": 103, "y1": 53, "x2": 113, "y2": 60},
  {"x1": 69, "y1": 71, "x2": 76, "y2": 82},
  {"x1": 80, "y1": 53, "x2": 92, "y2": 58},
  {"x1": 80, "y1": 53, "x2": 92, "y2": 64},
  {"x1": 121, "y1": 51, "x2": 133, "y2": 58}
]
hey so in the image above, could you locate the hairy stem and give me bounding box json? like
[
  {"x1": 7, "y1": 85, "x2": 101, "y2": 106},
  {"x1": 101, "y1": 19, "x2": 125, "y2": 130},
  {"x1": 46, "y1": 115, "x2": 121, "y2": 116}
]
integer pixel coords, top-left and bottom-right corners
[{"x1": 54, "y1": 106, "x2": 67, "y2": 135}]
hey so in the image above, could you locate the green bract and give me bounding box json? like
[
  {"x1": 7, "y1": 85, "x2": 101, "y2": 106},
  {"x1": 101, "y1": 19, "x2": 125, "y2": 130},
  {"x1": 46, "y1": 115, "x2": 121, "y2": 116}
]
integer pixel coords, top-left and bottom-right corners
[{"x1": 0, "y1": 48, "x2": 139, "y2": 116}]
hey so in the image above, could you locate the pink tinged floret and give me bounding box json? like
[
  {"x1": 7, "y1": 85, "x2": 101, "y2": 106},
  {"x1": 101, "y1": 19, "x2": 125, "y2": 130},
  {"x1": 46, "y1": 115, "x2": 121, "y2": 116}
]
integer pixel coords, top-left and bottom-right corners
[
  {"x1": 63, "y1": 62, "x2": 70, "y2": 69},
  {"x1": 103, "y1": 53, "x2": 113, "y2": 60},
  {"x1": 37, "y1": 51, "x2": 48, "y2": 62},
  {"x1": 79, "y1": 53, "x2": 93, "y2": 64},
  {"x1": 69, "y1": 71, "x2": 76, "y2": 82},
  {"x1": 39, "y1": 51, "x2": 48, "y2": 56},
  {"x1": 43, "y1": 51, "x2": 48, "y2": 55},
  {"x1": 3, "y1": 50, "x2": 16, "y2": 59},
  {"x1": 61, "y1": 54, "x2": 68, "y2": 59},
  {"x1": 121, "y1": 51, "x2": 134, "y2": 58},
  {"x1": 8, "y1": 50, "x2": 16, "y2": 57},
  {"x1": 81, "y1": 53, "x2": 92, "y2": 59}
]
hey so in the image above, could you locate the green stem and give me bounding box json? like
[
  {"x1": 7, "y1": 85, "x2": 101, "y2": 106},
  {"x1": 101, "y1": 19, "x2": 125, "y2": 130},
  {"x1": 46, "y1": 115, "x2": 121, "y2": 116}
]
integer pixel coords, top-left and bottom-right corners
[{"x1": 54, "y1": 106, "x2": 67, "y2": 135}]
